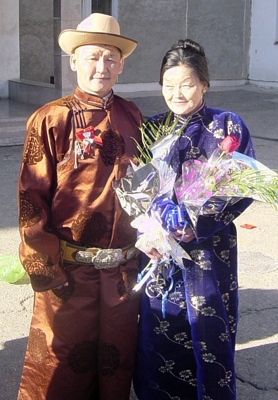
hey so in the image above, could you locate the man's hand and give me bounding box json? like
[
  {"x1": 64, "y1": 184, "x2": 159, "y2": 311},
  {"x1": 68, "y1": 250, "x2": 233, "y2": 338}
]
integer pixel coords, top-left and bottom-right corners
[{"x1": 55, "y1": 282, "x2": 69, "y2": 290}]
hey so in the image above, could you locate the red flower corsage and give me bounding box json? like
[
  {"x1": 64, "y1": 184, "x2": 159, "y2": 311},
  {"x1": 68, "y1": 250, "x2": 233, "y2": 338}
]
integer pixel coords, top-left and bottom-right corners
[
  {"x1": 74, "y1": 126, "x2": 103, "y2": 168},
  {"x1": 76, "y1": 126, "x2": 103, "y2": 153}
]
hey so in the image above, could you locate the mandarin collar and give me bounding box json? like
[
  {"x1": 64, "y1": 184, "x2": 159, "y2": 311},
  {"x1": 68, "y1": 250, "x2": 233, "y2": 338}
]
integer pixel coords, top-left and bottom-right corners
[
  {"x1": 174, "y1": 101, "x2": 208, "y2": 126},
  {"x1": 73, "y1": 87, "x2": 114, "y2": 110}
]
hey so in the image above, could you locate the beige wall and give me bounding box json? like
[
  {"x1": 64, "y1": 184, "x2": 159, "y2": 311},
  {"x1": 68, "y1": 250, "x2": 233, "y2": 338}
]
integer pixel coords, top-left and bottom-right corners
[
  {"x1": 0, "y1": 0, "x2": 20, "y2": 98},
  {"x1": 19, "y1": 0, "x2": 54, "y2": 84},
  {"x1": 8, "y1": 0, "x2": 254, "y2": 104},
  {"x1": 118, "y1": 0, "x2": 251, "y2": 88}
]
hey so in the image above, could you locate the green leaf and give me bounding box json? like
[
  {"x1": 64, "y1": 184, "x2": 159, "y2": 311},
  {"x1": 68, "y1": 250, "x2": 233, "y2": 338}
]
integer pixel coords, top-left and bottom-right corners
[{"x1": 134, "y1": 112, "x2": 192, "y2": 163}]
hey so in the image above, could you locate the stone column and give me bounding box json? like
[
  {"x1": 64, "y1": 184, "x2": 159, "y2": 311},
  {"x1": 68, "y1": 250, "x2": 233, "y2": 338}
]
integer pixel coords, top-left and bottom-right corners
[{"x1": 54, "y1": 0, "x2": 82, "y2": 97}]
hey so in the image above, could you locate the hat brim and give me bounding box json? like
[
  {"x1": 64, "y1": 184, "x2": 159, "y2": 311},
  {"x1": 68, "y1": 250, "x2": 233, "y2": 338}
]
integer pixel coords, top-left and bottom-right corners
[{"x1": 58, "y1": 30, "x2": 137, "y2": 58}]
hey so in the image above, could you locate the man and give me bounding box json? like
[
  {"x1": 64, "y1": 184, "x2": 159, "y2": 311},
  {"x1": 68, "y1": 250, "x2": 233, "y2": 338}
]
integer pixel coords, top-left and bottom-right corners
[{"x1": 17, "y1": 13, "x2": 143, "y2": 400}]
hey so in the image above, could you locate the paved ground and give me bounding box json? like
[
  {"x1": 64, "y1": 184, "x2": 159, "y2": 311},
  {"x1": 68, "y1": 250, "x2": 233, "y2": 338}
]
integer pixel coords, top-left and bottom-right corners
[{"x1": 0, "y1": 85, "x2": 278, "y2": 399}]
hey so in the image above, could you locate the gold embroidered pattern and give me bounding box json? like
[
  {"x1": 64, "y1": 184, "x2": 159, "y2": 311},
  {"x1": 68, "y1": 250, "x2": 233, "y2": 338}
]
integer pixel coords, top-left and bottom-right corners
[
  {"x1": 99, "y1": 129, "x2": 125, "y2": 166},
  {"x1": 67, "y1": 340, "x2": 98, "y2": 373},
  {"x1": 19, "y1": 190, "x2": 42, "y2": 228},
  {"x1": 153, "y1": 316, "x2": 197, "y2": 387},
  {"x1": 28, "y1": 328, "x2": 48, "y2": 363},
  {"x1": 23, "y1": 127, "x2": 45, "y2": 165},
  {"x1": 190, "y1": 250, "x2": 212, "y2": 270},
  {"x1": 116, "y1": 212, "x2": 136, "y2": 242},
  {"x1": 99, "y1": 342, "x2": 120, "y2": 376},
  {"x1": 71, "y1": 211, "x2": 107, "y2": 245},
  {"x1": 117, "y1": 268, "x2": 138, "y2": 301},
  {"x1": 23, "y1": 253, "x2": 56, "y2": 288},
  {"x1": 186, "y1": 146, "x2": 200, "y2": 159}
]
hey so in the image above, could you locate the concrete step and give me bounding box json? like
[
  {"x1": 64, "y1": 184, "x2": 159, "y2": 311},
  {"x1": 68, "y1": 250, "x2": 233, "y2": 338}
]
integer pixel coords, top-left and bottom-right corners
[
  {"x1": 0, "y1": 116, "x2": 27, "y2": 124},
  {"x1": 0, "y1": 118, "x2": 26, "y2": 146},
  {"x1": 0, "y1": 119, "x2": 26, "y2": 130},
  {"x1": 0, "y1": 131, "x2": 25, "y2": 146},
  {"x1": 0, "y1": 98, "x2": 36, "y2": 146}
]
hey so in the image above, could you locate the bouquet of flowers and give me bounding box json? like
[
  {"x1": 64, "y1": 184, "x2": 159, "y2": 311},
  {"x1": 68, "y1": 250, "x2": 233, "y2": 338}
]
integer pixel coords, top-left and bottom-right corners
[
  {"x1": 113, "y1": 118, "x2": 278, "y2": 290},
  {"x1": 174, "y1": 135, "x2": 278, "y2": 228}
]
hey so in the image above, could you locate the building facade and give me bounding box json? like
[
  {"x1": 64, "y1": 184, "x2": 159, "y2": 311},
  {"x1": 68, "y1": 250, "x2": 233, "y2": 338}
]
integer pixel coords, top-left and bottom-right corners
[
  {"x1": 1, "y1": 0, "x2": 278, "y2": 105},
  {"x1": 249, "y1": 0, "x2": 278, "y2": 87}
]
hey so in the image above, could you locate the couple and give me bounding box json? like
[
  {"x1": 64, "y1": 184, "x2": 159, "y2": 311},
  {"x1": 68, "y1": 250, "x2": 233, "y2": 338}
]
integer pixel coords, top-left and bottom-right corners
[{"x1": 17, "y1": 13, "x2": 255, "y2": 400}]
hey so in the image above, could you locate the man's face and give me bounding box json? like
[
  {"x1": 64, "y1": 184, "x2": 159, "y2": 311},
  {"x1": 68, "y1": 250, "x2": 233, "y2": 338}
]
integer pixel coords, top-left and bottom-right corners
[{"x1": 70, "y1": 44, "x2": 124, "y2": 97}]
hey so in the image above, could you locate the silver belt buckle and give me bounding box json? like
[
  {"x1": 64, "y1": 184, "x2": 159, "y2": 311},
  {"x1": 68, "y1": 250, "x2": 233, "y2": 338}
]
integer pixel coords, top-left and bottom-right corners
[
  {"x1": 75, "y1": 250, "x2": 95, "y2": 264},
  {"x1": 93, "y1": 249, "x2": 124, "y2": 269}
]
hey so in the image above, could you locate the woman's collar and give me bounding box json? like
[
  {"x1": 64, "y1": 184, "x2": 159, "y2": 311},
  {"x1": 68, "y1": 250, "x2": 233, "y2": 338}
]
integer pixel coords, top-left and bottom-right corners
[{"x1": 174, "y1": 101, "x2": 206, "y2": 124}]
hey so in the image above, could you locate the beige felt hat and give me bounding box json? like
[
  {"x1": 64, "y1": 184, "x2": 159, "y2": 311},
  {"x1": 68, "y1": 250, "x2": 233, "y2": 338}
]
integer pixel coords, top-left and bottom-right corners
[{"x1": 58, "y1": 13, "x2": 137, "y2": 58}]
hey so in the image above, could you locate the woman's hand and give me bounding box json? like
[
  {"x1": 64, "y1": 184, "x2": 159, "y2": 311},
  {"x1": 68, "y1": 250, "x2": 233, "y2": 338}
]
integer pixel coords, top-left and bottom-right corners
[
  {"x1": 144, "y1": 227, "x2": 196, "y2": 261},
  {"x1": 173, "y1": 226, "x2": 196, "y2": 243},
  {"x1": 146, "y1": 248, "x2": 164, "y2": 262}
]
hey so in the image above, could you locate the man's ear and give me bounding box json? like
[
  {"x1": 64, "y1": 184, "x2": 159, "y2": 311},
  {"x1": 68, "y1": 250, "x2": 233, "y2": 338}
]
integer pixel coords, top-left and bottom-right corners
[
  {"x1": 118, "y1": 58, "x2": 124, "y2": 75},
  {"x1": 70, "y1": 54, "x2": 77, "y2": 72}
]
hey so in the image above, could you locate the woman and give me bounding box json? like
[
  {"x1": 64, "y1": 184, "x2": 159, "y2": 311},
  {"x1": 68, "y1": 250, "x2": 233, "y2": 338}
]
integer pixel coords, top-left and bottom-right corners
[{"x1": 133, "y1": 39, "x2": 255, "y2": 400}]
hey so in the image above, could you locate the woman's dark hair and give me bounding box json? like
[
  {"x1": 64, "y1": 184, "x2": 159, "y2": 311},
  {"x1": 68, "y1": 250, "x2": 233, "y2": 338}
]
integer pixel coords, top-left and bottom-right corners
[{"x1": 159, "y1": 39, "x2": 210, "y2": 87}]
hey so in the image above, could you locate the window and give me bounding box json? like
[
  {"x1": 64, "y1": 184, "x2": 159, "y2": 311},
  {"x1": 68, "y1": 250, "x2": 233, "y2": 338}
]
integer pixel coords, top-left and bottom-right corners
[
  {"x1": 82, "y1": 0, "x2": 114, "y2": 20},
  {"x1": 92, "y1": 0, "x2": 112, "y2": 15},
  {"x1": 275, "y1": 0, "x2": 278, "y2": 43}
]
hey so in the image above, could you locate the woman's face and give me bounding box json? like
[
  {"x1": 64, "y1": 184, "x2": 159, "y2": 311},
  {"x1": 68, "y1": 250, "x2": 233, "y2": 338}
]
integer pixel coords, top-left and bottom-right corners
[{"x1": 162, "y1": 64, "x2": 207, "y2": 116}]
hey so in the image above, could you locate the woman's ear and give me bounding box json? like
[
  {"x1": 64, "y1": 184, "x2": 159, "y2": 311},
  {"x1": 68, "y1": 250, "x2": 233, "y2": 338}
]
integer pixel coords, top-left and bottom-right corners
[{"x1": 202, "y1": 83, "x2": 208, "y2": 94}]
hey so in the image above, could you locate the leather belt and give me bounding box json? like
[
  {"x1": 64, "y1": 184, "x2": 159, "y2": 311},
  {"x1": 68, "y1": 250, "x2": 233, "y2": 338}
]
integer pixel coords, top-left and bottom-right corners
[{"x1": 60, "y1": 239, "x2": 138, "y2": 269}]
